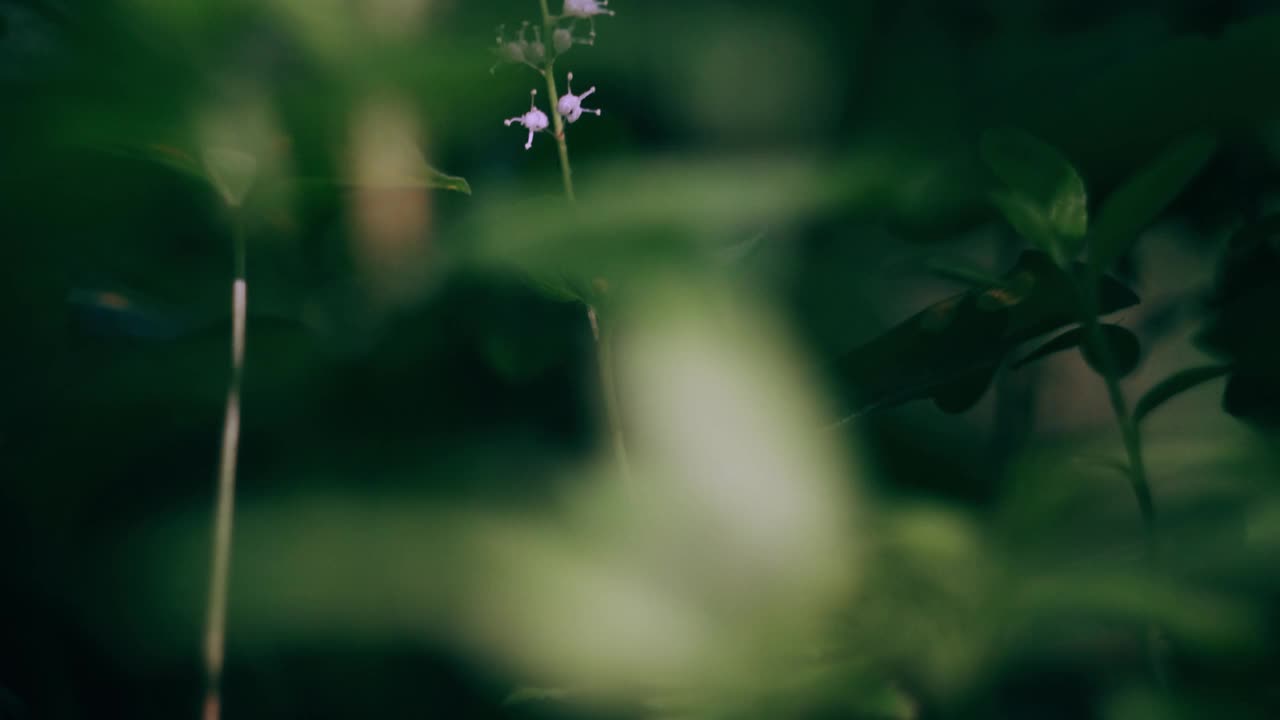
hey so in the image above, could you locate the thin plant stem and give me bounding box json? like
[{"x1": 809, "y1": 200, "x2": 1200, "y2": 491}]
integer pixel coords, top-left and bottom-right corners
[
  {"x1": 1071, "y1": 261, "x2": 1166, "y2": 689},
  {"x1": 202, "y1": 212, "x2": 247, "y2": 720},
  {"x1": 537, "y1": 0, "x2": 630, "y2": 486},
  {"x1": 1073, "y1": 267, "x2": 1155, "y2": 541},
  {"x1": 588, "y1": 306, "x2": 632, "y2": 486},
  {"x1": 538, "y1": 0, "x2": 575, "y2": 202}
]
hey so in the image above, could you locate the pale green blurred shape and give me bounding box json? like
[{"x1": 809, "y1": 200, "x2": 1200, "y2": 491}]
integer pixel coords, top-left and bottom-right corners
[
  {"x1": 458, "y1": 145, "x2": 960, "y2": 286},
  {"x1": 129, "y1": 276, "x2": 867, "y2": 712}
]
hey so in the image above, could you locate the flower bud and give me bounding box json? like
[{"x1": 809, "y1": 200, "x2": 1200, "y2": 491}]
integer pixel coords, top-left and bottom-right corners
[
  {"x1": 523, "y1": 26, "x2": 547, "y2": 65},
  {"x1": 553, "y1": 27, "x2": 573, "y2": 55}
]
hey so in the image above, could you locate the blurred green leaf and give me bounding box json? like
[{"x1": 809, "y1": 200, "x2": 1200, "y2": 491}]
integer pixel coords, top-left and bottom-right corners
[
  {"x1": 1012, "y1": 323, "x2": 1140, "y2": 377},
  {"x1": 89, "y1": 140, "x2": 206, "y2": 180},
  {"x1": 201, "y1": 146, "x2": 258, "y2": 208},
  {"x1": 1090, "y1": 133, "x2": 1217, "y2": 269},
  {"x1": 924, "y1": 258, "x2": 1006, "y2": 289},
  {"x1": 989, "y1": 189, "x2": 1060, "y2": 258},
  {"x1": 1223, "y1": 373, "x2": 1280, "y2": 428},
  {"x1": 981, "y1": 128, "x2": 1088, "y2": 263},
  {"x1": 298, "y1": 163, "x2": 471, "y2": 194},
  {"x1": 932, "y1": 364, "x2": 998, "y2": 414},
  {"x1": 503, "y1": 686, "x2": 573, "y2": 706},
  {"x1": 1134, "y1": 364, "x2": 1233, "y2": 425},
  {"x1": 837, "y1": 251, "x2": 1138, "y2": 416}
]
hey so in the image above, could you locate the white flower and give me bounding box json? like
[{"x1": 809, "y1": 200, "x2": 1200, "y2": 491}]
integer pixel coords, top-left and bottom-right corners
[
  {"x1": 563, "y1": 0, "x2": 614, "y2": 19},
  {"x1": 561, "y1": 0, "x2": 613, "y2": 44},
  {"x1": 504, "y1": 89, "x2": 550, "y2": 150},
  {"x1": 556, "y1": 73, "x2": 600, "y2": 124}
]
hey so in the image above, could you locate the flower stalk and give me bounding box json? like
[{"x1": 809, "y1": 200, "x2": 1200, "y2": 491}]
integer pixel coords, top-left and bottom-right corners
[
  {"x1": 499, "y1": 0, "x2": 629, "y2": 485},
  {"x1": 202, "y1": 212, "x2": 247, "y2": 720}
]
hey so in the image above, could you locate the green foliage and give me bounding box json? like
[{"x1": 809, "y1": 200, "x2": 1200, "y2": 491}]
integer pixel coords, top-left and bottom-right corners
[
  {"x1": 982, "y1": 128, "x2": 1088, "y2": 264},
  {"x1": 1089, "y1": 133, "x2": 1217, "y2": 269},
  {"x1": 834, "y1": 250, "x2": 1138, "y2": 416},
  {"x1": 1013, "y1": 324, "x2": 1142, "y2": 378},
  {"x1": 5, "y1": 2, "x2": 1280, "y2": 719},
  {"x1": 1134, "y1": 365, "x2": 1233, "y2": 425}
]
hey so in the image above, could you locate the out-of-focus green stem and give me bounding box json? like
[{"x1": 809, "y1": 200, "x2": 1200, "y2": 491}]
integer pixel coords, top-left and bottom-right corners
[
  {"x1": 203, "y1": 212, "x2": 247, "y2": 720},
  {"x1": 1073, "y1": 267, "x2": 1154, "y2": 540},
  {"x1": 537, "y1": 0, "x2": 629, "y2": 487},
  {"x1": 1071, "y1": 260, "x2": 1165, "y2": 689},
  {"x1": 589, "y1": 306, "x2": 632, "y2": 486},
  {"x1": 538, "y1": 0, "x2": 575, "y2": 202}
]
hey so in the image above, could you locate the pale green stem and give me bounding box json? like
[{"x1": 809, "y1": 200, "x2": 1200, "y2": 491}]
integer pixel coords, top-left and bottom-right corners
[
  {"x1": 1073, "y1": 261, "x2": 1165, "y2": 688},
  {"x1": 538, "y1": 0, "x2": 575, "y2": 202},
  {"x1": 588, "y1": 306, "x2": 632, "y2": 486},
  {"x1": 1074, "y1": 267, "x2": 1154, "y2": 540},
  {"x1": 537, "y1": 0, "x2": 630, "y2": 486},
  {"x1": 203, "y1": 212, "x2": 247, "y2": 720}
]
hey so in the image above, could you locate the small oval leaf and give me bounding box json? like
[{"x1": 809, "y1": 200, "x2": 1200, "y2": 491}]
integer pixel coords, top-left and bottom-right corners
[
  {"x1": 1014, "y1": 324, "x2": 1140, "y2": 377},
  {"x1": 1134, "y1": 364, "x2": 1233, "y2": 425},
  {"x1": 1090, "y1": 133, "x2": 1217, "y2": 269},
  {"x1": 1013, "y1": 326, "x2": 1085, "y2": 370},
  {"x1": 932, "y1": 364, "x2": 998, "y2": 414},
  {"x1": 1081, "y1": 324, "x2": 1141, "y2": 378},
  {"x1": 981, "y1": 127, "x2": 1088, "y2": 262}
]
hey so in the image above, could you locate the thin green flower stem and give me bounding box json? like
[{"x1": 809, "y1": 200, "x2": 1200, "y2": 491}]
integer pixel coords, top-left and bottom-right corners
[
  {"x1": 1071, "y1": 261, "x2": 1166, "y2": 689},
  {"x1": 203, "y1": 212, "x2": 247, "y2": 720},
  {"x1": 538, "y1": 0, "x2": 575, "y2": 202},
  {"x1": 1073, "y1": 267, "x2": 1155, "y2": 542},
  {"x1": 589, "y1": 305, "x2": 633, "y2": 486},
  {"x1": 537, "y1": 0, "x2": 630, "y2": 486}
]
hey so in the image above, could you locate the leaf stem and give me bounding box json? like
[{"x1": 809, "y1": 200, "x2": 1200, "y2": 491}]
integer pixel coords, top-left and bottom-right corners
[
  {"x1": 539, "y1": 0, "x2": 575, "y2": 202},
  {"x1": 1073, "y1": 266, "x2": 1155, "y2": 540},
  {"x1": 536, "y1": 0, "x2": 629, "y2": 485},
  {"x1": 589, "y1": 306, "x2": 632, "y2": 486},
  {"x1": 203, "y1": 211, "x2": 247, "y2": 720},
  {"x1": 1071, "y1": 263, "x2": 1166, "y2": 688}
]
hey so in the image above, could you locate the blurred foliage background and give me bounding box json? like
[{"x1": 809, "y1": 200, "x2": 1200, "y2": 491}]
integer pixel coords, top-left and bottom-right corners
[{"x1": 3, "y1": 0, "x2": 1280, "y2": 718}]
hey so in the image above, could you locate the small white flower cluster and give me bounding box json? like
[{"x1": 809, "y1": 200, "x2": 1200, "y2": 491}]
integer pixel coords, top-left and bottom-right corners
[{"x1": 495, "y1": 1, "x2": 614, "y2": 150}]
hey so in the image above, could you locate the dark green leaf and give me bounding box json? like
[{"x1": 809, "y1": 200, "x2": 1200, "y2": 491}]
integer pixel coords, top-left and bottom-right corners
[
  {"x1": 1013, "y1": 326, "x2": 1086, "y2": 370},
  {"x1": 1013, "y1": 324, "x2": 1140, "y2": 377},
  {"x1": 503, "y1": 687, "x2": 573, "y2": 706},
  {"x1": 932, "y1": 364, "x2": 998, "y2": 414},
  {"x1": 981, "y1": 128, "x2": 1088, "y2": 262},
  {"x1": 290, "y1": 163, "x2": 471, "y2": 195},
  {"x1": 1090, "y1": 133, "x2": 1217, "y2": 269},
  {"x1": 1222, "y1": 373, "x2": 1280, "y2": 428},
  {"x1": 1134, "y1": 364, "x2": 1233, "y2": 425},
  {"x1": 1081, "y1": 324, "x2": 1141, "y2": 378},
  {"x1": 989, "y1": 190, "x2": 1060, "y2": 258},
  {"x1": 924, "y1": 258, "x2": 1005, "y2": 289},
  {"x1": 834, "y1": 251, "x2": 1139, "y2": 417}
]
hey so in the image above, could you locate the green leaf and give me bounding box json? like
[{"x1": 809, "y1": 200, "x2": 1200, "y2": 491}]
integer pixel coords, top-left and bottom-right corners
[
  {"x1": 1013, "y1": 324, "x2": 1140, "y2": 377},
  {"x1": 1082, "y1": 324, "x2": 1142, "y2": 378},
  {"x1": 410, "y1": 164, "x2": 471, "y2": 194},
  {"x1": 981, "y1": 128, "x2": 1088, "y2": 262},
  {"x1": 77, "y1": 138, "x2": 206, "y2": 180},
  {"x1": 932, "y1": 364, "x2": 998, "y2": 414},
  {"x1": 1134, "y1": 364, "x2": 1232, "y2": 425},
  {"x1": 924, "y1": 258, "x2": 1006, "y2": 289},
  {"x1": 503, "y1": 686, "x2": 574, "y2": 706},
  {"x1": 201, "y1": 147, "x2": 259, "y2": 208},
  {"x1": 292, "y1": 163, "x2": 471, "y2": 195},
  {"x1": 1012, "y1": 326, "x2": 1085, "y2": 369},
  {"x1": 989, "y1": 190, "x2": 1060, "y2": 258},
  {"x1": 1090, "y1": 133, "x2": 1217, "y2": 269},
  {"x1": 1223, "y1": 373, "x2": 1280, "y2": 427},
  {"x1": 834, "y1": 251, "x2": 1138, "y2": 417}
]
